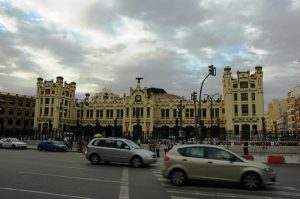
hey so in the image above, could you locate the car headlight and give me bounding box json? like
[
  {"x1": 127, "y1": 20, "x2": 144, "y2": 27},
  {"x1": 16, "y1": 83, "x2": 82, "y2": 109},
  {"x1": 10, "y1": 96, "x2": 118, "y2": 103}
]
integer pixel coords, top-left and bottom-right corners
[{"x1": 263, "y1": 167, "x2": 273, "y2": 172}]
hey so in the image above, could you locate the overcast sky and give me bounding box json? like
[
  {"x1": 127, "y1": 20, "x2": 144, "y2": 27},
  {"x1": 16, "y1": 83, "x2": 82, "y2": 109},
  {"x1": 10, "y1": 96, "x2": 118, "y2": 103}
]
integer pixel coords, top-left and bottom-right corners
[{"x1": 0, "y1": 0, "x2": 299, "y2": 107}]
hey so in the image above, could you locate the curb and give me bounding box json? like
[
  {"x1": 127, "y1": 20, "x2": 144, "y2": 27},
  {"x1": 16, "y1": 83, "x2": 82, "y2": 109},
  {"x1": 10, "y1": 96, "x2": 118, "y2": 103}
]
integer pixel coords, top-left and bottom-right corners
[{"x1": 252, "y1": 155, "x2": 300, "y2": 164}]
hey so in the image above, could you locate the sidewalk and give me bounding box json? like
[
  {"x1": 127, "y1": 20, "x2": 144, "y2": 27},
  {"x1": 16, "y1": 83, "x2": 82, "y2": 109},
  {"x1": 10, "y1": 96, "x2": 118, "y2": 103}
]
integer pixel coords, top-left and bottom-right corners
[{"x1": 27, "y1": 144, "x2": 300, "y2": 164}]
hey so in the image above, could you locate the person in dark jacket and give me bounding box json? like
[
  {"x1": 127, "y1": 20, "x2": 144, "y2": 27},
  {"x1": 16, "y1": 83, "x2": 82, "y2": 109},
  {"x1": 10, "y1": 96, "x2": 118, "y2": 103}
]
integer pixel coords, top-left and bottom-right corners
[{"x1": 243, "y1": 141, "x2": 249, "y2": 155}]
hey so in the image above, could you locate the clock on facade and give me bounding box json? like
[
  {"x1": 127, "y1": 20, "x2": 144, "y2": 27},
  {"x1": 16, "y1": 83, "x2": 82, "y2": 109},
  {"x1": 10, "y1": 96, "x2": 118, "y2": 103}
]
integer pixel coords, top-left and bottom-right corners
[{"x1": 135, "y1": 94, "x2": 142, "y2": 102}]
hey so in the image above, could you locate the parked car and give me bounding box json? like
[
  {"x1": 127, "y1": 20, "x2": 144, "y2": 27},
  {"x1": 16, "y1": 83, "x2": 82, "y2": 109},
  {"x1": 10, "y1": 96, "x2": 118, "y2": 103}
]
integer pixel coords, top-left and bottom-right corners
[
  {"x1": 162, "y1": 144, "x2": 276, "y2": 190},
  {"x1": 0, "y1": 138, "x2": 27, "y2": 149},
  {"x1": 37, "y1": 140, "x2": 67, "y2": 152},
  {"x1": 85, "y1": 138, "x2": 157, "y2": 168}
]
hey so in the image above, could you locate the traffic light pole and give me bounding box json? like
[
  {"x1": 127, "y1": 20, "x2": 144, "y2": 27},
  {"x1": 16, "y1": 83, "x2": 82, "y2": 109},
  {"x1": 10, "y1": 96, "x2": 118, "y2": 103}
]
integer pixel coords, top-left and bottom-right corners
[{"x1": 198, "y1": 65, "x2": 216, "y2": 142}]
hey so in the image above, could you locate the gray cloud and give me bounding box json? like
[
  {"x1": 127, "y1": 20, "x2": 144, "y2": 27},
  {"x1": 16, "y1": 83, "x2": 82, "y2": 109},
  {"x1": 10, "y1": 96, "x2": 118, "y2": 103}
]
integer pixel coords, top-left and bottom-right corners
[{"x1": 0, "y1": 0, "x2": 299, "y2": 108}]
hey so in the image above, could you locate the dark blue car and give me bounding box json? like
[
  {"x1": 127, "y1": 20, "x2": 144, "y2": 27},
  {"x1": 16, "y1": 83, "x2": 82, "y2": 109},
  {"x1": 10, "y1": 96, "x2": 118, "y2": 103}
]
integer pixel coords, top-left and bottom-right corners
[{"x1": 37, "y1": 140, "x2": 67, "y2": 152}]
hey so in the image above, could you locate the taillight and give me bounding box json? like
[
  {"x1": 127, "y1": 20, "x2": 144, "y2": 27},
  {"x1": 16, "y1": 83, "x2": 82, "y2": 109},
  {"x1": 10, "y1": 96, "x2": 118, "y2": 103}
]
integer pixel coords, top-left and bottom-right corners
[{"x1": 164, "y1": 155, "x2": 171, "y2": 161}]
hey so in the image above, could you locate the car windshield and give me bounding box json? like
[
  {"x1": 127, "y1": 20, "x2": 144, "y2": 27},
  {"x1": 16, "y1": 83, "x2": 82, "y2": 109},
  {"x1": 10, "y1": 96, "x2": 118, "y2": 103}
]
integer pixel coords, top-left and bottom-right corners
[
  {"x1": 10, "y1": 138, "x2": 21, "y2": 142},
  {"x1": 124, "y1": 139, "x2": 141, "y2": 149},
  {"x1": 50, "y1": 141, "x2": 60, "y2": 144}
]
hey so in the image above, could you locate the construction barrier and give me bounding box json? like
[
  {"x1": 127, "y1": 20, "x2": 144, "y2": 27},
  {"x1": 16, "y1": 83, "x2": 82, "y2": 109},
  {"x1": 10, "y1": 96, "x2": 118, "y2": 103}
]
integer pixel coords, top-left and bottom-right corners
[
  {"x1": 268, "y1": 155, "x2": 285, "y2": 164},
  {"x1": 242, "y1": 155, "x2": 254, "y2": 160}
]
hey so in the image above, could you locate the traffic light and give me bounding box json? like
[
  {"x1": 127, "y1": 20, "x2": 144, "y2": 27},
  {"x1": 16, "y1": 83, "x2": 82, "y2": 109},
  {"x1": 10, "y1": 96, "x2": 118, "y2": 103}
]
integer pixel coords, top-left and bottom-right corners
[{"x1": 208, "y1": 65, "x2": 216, "y2": 76}]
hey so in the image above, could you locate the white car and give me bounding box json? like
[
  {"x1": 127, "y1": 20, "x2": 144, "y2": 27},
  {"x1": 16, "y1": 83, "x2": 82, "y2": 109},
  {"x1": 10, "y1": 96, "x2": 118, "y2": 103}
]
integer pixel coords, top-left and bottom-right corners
[{"x1": 0, "y1": 138, "x2": 27, "y2": 149}]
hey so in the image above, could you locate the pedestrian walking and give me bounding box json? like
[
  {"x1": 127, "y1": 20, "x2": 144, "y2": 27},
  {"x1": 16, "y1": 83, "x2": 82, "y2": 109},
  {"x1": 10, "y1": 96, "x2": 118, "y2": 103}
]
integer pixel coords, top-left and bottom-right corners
[
  {"x1": 155, "y1": 142, "x2": 160, "y2": 158},
  {"x1": 164, "y1": 143, "x2": 168, "y2": 155}
]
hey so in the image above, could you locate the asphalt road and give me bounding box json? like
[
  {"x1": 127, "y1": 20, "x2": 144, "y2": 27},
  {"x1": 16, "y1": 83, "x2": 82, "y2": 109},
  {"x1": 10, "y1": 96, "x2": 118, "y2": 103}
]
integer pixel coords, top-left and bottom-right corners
[{"x1": 0, "y1": 149, "x2": 299, "y2": 199}]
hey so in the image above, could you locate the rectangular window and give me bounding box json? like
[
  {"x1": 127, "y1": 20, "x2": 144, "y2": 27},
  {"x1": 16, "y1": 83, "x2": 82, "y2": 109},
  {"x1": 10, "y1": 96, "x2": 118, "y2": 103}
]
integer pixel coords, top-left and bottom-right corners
[
  {"x1": 100, "y1": 110, "x2": 103, "y2": 118},
  {"x1": 121, "y1": 109, "x2": 123, "y2": 118},
  {"x1": 173, "y1": 109, "x2": 177, "y2": 118},
  {"x1": 234, "y1": 125, "x2": 239, "y2": 135},
  {"x1": 233, "y1": 83, "x2": 238, "y2": 88},
  {"x1": 161, "y1": 109, "x2": 165, "y2": 118},
  {"x1": 252, "y1": 125, "x2": 257, "y2": 134},
  {"x1": 117, "y1": 109, "x2": 120, "y2": 118},
  {"x1": 190, "y1": 109, "x2": 194, "y2": 117},
  {"x1": 240, "y1": 82, "x2": 248, "y2": 88},
  {"x1": 41, "y1": 98, "x2": 43, "y2": 104},
  {"x1": 44, "y1": 107, "x2": 49, "y2": 116},
  {"x1": 252, "y1": 93, "x2": 255, "y2": 101},
  {"x1": 185, "y1": 109, "x2": 189, "y2": 118},
  {"x1": 110, "y1": 110, "x2": 113, "y2": 118},
  {"x1": 126, "y1": 108, "x2": 129, "y2": 117},
  {"x1": 241, "y1": 93, "x2": 248, "y2": 101},
  {"x1": 215, "y1": 108, "x2": 219, "y2": 118},
  {"x1": 96, "y1": 110, "x2": 100, "y2": 118},
  {"x1": 147, "y1": 107, "x2": 150, "y2": 117},
  {"x1": 45, "y1": 98, "x2": 50, "y2": 104},
  {"x1": 234, "y1": 93, "x2": 238, "y2": 101},
  {"x1": 252, "y1": 104, "x2": 256, "y2": 115},
  {"x1": 106, "y1": 110, "x2": 109, "y2": 118},
  {"x1": 141, "y1": 107, "x2": 144, "y2": 117},
  {"x1": 65, "y1": 100, "x2": 68, "y2": 106},
  {"x1": 202, "y1": 108, "x2": 206, "y2": 118},
  {"x1": 86, "y1": 110, "x2": 89, "y2": 118},
  {"x1": 52, "y1": 98, "x2": 54, "y2": 104},
  {"x1": 90, "y1": 110, "x2": 93, "y2": 118},
  {"x1": 26, "y1": 101, "x2": 30, "y2": 107},
  {"x1": 242, "y1": 104, "x2": 248, "y2": 115},
  {"x1": 136, "y1": 108, "x2": 140, "y2": 118},
  {"x1": 234, "y1": 105, "x2": 238, "y2": 115}
]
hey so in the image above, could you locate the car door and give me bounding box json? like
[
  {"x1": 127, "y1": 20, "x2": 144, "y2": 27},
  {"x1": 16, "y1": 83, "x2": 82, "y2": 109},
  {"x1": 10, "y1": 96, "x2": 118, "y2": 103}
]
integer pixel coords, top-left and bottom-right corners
[
  {"x1": 3, "y1": 138, "x2": 12, "y2": 148},
  {"x1": 113, "y1": 140, "x2": 132, "y2": 163},
  {"x1": 205, "y1": 147, "x2": 242, "y2": 182},
  {"x1": 177, "y1": 146, "x2": 210, "y2": 180}
]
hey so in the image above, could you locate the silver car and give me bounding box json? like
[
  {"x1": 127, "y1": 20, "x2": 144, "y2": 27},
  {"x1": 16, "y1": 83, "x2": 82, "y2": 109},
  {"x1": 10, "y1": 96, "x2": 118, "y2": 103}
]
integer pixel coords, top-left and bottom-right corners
[
  {"x1": 162, "y1": 144, "x2": 276, "y2": 190},
  {"x1": 85, "y1": 138, "x2": 157, "y2": 168},
  {"x1": 0, "y1": 138, "x2": 27, "y2": 149}
]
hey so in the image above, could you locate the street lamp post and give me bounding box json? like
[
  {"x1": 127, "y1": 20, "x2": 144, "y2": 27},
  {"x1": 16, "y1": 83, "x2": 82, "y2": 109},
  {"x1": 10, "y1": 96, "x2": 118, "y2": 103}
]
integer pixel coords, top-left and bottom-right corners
[
  {"x1": 204, "y1": 93, "x2": 220, "y2": 140},
  {"x1": 191, "y1": 92, "x2": 198, "y2": 136},
  {"x1": 177, "y1": 100, "x2": 185, "y2": 140},
  {"x1": 198, "y1": 65, "x2": 216, "y2": 142},
  {"x1": 77, "y1": 93, "x2": 90, "y2": 144},
  {"x1": 0, "y1": 98, "x2": 5, "y2": 137}
]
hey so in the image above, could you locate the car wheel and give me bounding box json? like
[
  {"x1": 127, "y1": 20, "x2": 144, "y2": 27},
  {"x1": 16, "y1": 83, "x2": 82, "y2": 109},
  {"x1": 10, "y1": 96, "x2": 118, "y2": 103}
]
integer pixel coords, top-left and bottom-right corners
[
  {"x1": 11, "y1": 145, "x2": 16, "y2": 149},
  {"x1": 170, "y1": 169, "x2": 187, "y2": 186},
  {"x1": 53, "y1": 148, "x2": 57, "y2": 152},
  {"x1": 90, "y1": 154, "x2": 100, "y2": 165},
  {"x1": 0, "y1": 144, "x2": 2, "y2": 149},
  {"x1": 131, "y1": 156, "x2": 143, "y2": 168},
  {"x1": 37, "y1": 146, "x2": 42, "y2": 151},
  {"x1": 242, "y1": 173, "x2": 261, "y2": 190}
]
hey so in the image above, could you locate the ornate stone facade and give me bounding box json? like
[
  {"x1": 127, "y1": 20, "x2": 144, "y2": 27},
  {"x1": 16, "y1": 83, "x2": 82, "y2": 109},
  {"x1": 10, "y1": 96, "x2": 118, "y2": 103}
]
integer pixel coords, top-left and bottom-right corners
[{"x1": 33, "y1": 66, "x2": 264, "y2": 141}]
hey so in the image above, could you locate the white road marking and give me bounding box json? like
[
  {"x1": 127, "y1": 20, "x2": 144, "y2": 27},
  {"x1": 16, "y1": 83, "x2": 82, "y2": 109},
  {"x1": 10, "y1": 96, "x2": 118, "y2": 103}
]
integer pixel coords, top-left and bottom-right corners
[
  {"x1": 119, "y1": 167, "x2": 129, "y2": 199},
  {"x1": 0, "y1": 186, "x2": 95, "y2": 199},
  {"x1": 167, "y1": 189, "x2": 284, "y2": 199},
  {"x1": 19, "y1": 172, "x2": 121, "y2": 183}
]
